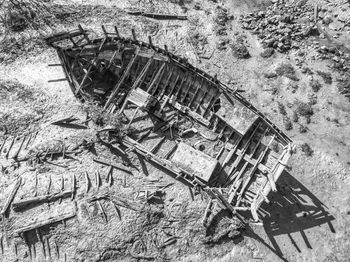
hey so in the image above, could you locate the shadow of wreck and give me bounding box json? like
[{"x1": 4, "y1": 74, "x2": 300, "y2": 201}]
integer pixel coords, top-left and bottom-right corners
[{"x1": 244, "y1": 170, "x2": 335, "y2": 261}]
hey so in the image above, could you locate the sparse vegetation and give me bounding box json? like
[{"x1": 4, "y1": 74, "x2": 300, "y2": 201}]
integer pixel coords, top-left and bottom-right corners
[
  {"x1": 260, "y1": 48, "x2": 274, "y2": 58},
  {"x1": 301, "y1": 143, "x2": 313, "y2": 156},
  {"x1": 275, "y1": 63, "x2": 299, "y2": 81},
  {"x1": 277, "y1": 102, "x2": 287, "y2": 116},
  {"x1": 292, "y1": 111, "x2": 299, "y2": 122},
  {"x1": 296, "y1": 102, "x2": 313, "y2": 117},
  {"x1": 298, "y1": 124, "x2": 307, "y2": 133},
  {"x1": 316, "y1": 70, "x2": 332, "y2": 84},
  {"x1": 310, "y1": 79, "x2": 322, "y2": 92},
  {"x1": 283, "y1": 116, "x2": 293, "y2": 130}
]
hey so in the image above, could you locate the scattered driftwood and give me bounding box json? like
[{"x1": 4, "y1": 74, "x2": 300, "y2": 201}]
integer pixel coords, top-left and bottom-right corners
[
  {"x1": 12, "y1": 190, "x2": 73, "y2": 211},
  {"x1": 126, "y1": 10, "x2": 187, "y2": 20},
  {"x1": 14, "y1": 210, "x2": 77, "y2": 235},
  {"x1": 51, "y1": 115, "x2": 88, "y2": 129},
  {"x1": 93, "y1": 157, "x2": 131, "y2": 174},
  {"x1": 1, "y1": 177, "x2": 22, "y2": 216}
]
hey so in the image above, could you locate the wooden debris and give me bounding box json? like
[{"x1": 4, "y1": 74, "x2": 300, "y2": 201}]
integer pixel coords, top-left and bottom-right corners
[
  {"x1": 35, "y1": 229, "x2": 46, "y2": 259},
  {"x1": 0, "y1": 234, "x2": 3, "y2": 255},
  {"x1": 14, "y1": 210, "x2": 77, "y2": 235},
  {"x1": 110, "y1": 201, "x2": 121, "y2": 220},
  {"x1": 1, "y1": 177, "x2": 22, "y2": 216},
  {"x1": 46, "y1": 175, "x2": 52, "y2": 195},
  {"x1": 12, "y1": 136, "x2": 26, "y2": 160},
  {"x1": 95, "y1": 170, "x2": 101, "y2": 188},
  {"x1": 71, "y1": 173, "x2": 76, "y2": 200},
  {"x1": 159, "y1": 237, "x2": 178, "y2": 248},
  {"x1": 126, "y1": 11, "x2": 187, "y2": 20},
  {"x1": 54, "y1": 240, "x2": 60, "y2": 259},
  {"x1": 0, "y1": 136, "x2": 8, "y2": 153},
  {"x1": 4, "y1": 136, "x2": 15, "y2": 159},
  {"x1": 96, "y1": 200, "x2": 108, "y2": 223},
  {"x1": 93, "y1": 158, "x2": 131, "y2": 173},
  {"x1": 45, "y1": 236, "x2": 51, "y2": 261},
  {"x1": 84, "y1": 172, "x2": 90, "y2": 193},
  {"x1": 12, "y1": 190, "x2": 73, "y2": 211}
]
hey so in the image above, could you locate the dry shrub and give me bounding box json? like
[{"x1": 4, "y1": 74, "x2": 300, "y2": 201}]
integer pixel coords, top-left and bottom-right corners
[
  {"x1": 316, "y1": 70, "x2": 332, "y2": 84},
  {"x1": 275, "y1": 63, "x2": 299, "y2": 81},
  {"x1": 0, "y1": 79, "x2": 48, "y2": 135},
  {"x1": 0, "y1": 0, "x2": 54, "y2": 31},
  {"x1": 310, "y1": 79, "x2": 322, "y2": 92},
  {"x1": 301, "y1": 143, "x2": 313, "y2": 156}
]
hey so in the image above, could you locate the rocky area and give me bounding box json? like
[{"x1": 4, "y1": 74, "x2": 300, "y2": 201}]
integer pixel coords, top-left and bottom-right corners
[{"x1": 0, "y1": 0, "x2": 350, "y2": 261}]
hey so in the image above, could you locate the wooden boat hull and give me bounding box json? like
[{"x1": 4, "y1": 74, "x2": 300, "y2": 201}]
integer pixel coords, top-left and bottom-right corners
[{"x1": 46, "y1": 25, "x2": 294, "y2": 223}]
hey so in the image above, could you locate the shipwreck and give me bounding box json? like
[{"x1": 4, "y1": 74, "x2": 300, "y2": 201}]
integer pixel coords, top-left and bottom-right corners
[{"x1": 45, "y1": 25, "x2": 294, "y2": 224}]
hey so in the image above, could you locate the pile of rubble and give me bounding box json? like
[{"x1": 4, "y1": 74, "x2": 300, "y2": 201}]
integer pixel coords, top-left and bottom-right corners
[{"x1": 239, "y1": 0, "x2": 316, "y2": 53}]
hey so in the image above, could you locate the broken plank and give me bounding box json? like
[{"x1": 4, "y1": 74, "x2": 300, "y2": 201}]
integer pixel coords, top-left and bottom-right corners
[
  {"x1": 14, "y1": 210, "x2": 76, "y2": 235},
  {"x1": 12, "y1": 190, "x2": 73, "y2": 212},
  {"x1": 1, "y1": 177, "x2": 22, "y2": 216}
]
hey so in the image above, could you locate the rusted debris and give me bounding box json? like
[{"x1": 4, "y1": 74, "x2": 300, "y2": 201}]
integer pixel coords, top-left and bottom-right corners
[{"x1": 12, "y1": 190, "x2": 73, "y2": 211}]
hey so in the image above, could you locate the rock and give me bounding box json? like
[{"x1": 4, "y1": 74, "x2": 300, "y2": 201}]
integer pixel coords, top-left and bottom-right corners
[
  {"x1": 323, "y1": 15, "x2": 332, "y2": 25},
  {"x1": 260, "y1": 48, "x2": 275, "y2": 58}
]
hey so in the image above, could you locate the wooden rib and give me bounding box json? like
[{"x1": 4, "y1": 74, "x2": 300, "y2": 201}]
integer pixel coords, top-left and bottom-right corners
[
  {"x1": 180, "y1": 76, "x2": 196, "y2": 104},
  {"x1": 166, "y1": 74, "x2": 180, "y2": 98},
  {"x1": 194, "y1": 87, "x2": 209, "y2": 112},
  {"x1": 132, "y1": 56, "x2": 154, "y2": 90},
  {"x1": 158, "y1": 71, "x2": 174, "y2": 99},
  {"x1": 188, "y1": 77, "x2": 204, "y2": 108},
  {"x1": 174, "y1": 73, "x2": 189, "y2": 99},
  {"x1": 249, "y1": 127, "x2": 269, "y2": 158},
  {"x1": 147, "y1": 62, "x2": 166, "y2": 94},
  {"x1": 235, "y1": 135, "x2": 276, "y2": 206},
  {"x1": 104, "y1": 48, "x2": 140, "y2": 109},
  {"x1": 202, "y1": 94, "x2": 217, "y2": 117},
  {"x1": 226, "y1": 122, "x2": 263, "y2": 179},
  {"x1": 78, "y1": 24, "x2": 91, "y2": 44},
  {"x1": 76, "y1": 38, "x2": 107, "y2": 95}
]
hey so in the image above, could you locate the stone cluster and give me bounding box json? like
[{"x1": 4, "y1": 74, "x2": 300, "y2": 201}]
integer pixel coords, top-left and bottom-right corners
[{"x1": 239, "y1": 0, "x2": 315, "y2": 53}]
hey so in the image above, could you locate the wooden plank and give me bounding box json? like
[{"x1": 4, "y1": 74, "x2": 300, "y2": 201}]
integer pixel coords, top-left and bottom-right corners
[
  {"x1": 14, "y1": 210, "x2": 76, "y2": 235},
  {"x1": 12, "y1": 190, "x2": 73, "y2": 211},
  {"x1": 104, "y1": 48, "x2": 140, "y2": 109},
  {"x1": 1, "y1": 177, "x2": 22, "y2": 216}
]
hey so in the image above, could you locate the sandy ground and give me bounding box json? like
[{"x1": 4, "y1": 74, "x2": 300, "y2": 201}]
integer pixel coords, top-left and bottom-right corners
[{"x1": 0, "y1": 0, "x2": 350, "y2": 261}]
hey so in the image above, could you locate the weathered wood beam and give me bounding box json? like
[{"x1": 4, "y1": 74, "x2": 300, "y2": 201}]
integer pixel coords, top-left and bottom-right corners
[
  {"x1": 14, "y1": 210, "x2": 76, "y2": 235},
  {"x1": 12, "y1": 190, "x2": 73, "y2": 212},
  {"x1": 1, "y1": 177, "x2": 22, "y2": 216},
  {"x1": 104, "y1": 48, "x2": 140, "y2": 109}
]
